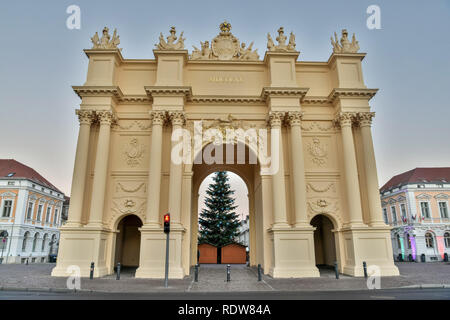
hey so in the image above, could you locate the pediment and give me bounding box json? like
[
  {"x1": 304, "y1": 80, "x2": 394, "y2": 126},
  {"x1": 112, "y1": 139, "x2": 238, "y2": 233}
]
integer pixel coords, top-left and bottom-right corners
[
  {"x1": 435, "y1": 193, "x2": 449, "y2": 200},
  {"x1": 416, "y1": 193, "x2": 431, "y2": 200}
]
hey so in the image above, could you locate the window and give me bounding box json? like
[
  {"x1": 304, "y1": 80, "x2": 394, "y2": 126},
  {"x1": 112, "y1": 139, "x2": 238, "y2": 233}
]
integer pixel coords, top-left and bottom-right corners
[
  {"x1": 36, "y1": 204, "x2": 43, "y2": 221},
  {"x1": 439, "y1": 202, "x2": 448, "y2": 219},
  {"x1": 425, "y1": 233, "x2": 434, "y2": 248},
  {"x1": 396, "y1": 234, "x2": 401, "y2": 248},
  {"x1": 26, "y1": 202, "x2": 33, "y2": 220},
  {"x1": 7, "y1": 181, "x2": 15, "y2": 186},
  {"x1": 54, "y1": 209, "x2": 58, "y2": 225},
  {"x1": 420, "y1": 202, "x2": 430, "y2": 218},
  {"x1": 32, "y1": 233, "x2": 39, "y2": 252},
  {"x1": 2, "y1": 200, "x2": 13, "y2": 217},
  {"x1": 0, "y1": 231, "x2": 8, "y2": 250},
  {"x1": 406, "y1": 233, "x2": 412, "y2": 249},
  {"x1": 445, "y1": 233, "x2": 450, "y2": 248},
  {"x1": 383, "y1": 208, "x2": 388, "y2": 224},
  {"x1": 400, "y1": 204, "x2": 407, "y2": 219},
  {"x1": 391, "y1": 206, "x2": 397, "y2": 223},
  {"x1": 45, "y1": 207, "x2": 51, "y2": 223},
  {"x1": 41, "y1": 234, "x2": 48, "y2": 251},
  {"x1": 22, "y1": 232, "x2": 30, "y2": 252}
]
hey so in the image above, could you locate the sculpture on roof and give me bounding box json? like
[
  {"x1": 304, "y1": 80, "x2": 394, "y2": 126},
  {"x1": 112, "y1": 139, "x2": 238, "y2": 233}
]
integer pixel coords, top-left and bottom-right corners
[
  {"x1": 156, "y1": 26, "x2": 185, "y2": 50},
  {"x1": 267, "y1": 27, "x2": 297, "y2": 52},
  {"x1": 331, "y1": 29, "x2": 360, "y2": 53},
  {"x1": 190, "y1": 21, "x2": 259, "y2": 61},
  {"x1": 91, "y1": 27, "x2": 120, "y2": 49}
]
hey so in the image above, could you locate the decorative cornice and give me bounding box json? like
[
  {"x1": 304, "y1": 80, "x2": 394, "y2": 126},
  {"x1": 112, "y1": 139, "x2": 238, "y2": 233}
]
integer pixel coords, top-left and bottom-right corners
[
  {"x1": 327, "y1": 88, "x2": 378, "y2": 103},
  {"x1": 191, "y1": 95, "x2": 263, "y2": 104},
  {"x1": 301, "y1": 96, "x2": 329, "y2": 104},
  {"x1": 72, "y1": 86, "x2": 123, "y2": 100},
  {"x1": 144, "y1": 86, "x2": 192, "y2": 101},
  {"x1": 119, "y1": 95, "x2": 151, "y2": 103},
  {"x1": 261, "y1": 87, "x2": 309, "y2": 101}
]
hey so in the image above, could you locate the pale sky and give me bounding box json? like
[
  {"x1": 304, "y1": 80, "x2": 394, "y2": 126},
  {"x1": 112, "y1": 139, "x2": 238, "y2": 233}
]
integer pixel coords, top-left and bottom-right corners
[{"x1": 0, "y1": 0, "x2": 449, "y2": 196}]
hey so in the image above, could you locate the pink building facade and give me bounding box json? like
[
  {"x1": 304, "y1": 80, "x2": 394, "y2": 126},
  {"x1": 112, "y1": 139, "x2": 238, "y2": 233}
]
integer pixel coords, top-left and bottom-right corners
[{"x1": 380, "y1": 168, "x2": 450, "y2": 262}]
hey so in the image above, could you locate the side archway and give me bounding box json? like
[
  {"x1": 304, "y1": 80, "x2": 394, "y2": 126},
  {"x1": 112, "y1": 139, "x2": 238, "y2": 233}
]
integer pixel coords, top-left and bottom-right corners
[
  {"x1": 310, "y1": 214, "x2": 337, "y2": 268},
  {"x1": 113, "y1": 214, "x2": 143, "y2": 269}
]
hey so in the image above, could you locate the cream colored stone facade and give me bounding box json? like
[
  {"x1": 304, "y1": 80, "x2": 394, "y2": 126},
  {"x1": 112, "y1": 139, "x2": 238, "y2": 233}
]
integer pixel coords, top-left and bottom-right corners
[{"x1": 52, "y1": 23, "x2": 399, "y2": 279}]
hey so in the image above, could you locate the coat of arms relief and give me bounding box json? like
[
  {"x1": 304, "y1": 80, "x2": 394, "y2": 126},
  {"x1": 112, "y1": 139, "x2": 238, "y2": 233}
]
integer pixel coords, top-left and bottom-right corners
[
  {"x1": 190, "y1": 21, "x2": 259, "y2": 61},
  {"x1": 123, "y1": 138, "x2": 145, "y2": 167}
]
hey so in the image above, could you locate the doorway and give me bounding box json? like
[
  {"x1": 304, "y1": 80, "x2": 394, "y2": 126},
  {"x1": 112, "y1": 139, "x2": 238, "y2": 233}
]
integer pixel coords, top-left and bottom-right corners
[{"x1": 114, "y1": 215, "x2": 143, "y2": 274}]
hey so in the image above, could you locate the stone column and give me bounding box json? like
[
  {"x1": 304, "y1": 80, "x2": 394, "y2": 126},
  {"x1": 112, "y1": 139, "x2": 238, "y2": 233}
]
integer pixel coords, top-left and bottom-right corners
[
  {"x1": 268, "y1": 111, "x2": 289, "y2": 228},
  {"x1": 336, "y1": 112, "x2": 365, "y2": 227},
  {"x1": 358, "y1": 112, "x2": 385, "y2": 226},
  {"x1": 287, "y1": 111, "x2": 309, "y2": 227},
  {"x1": 168, "y1": 111, "x2": 185, "y2": 227},
  {"x1": 65, "y1": 109, "x2": 94, "y2": 227},
  {"x1": 87, "y1": 110, "x2": 114, "y2": 227},
  {"x1": 144, "y1": 110, "x2": 166, "y2": 226}
]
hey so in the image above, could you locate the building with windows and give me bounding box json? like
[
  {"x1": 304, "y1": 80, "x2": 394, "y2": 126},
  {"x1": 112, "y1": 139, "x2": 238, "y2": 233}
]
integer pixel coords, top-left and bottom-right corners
[
  {"x1": 236, "y1": 215, "x2": 249, "y2": 247},
  {"x1": 380, "y1": 168, "x2": 450, "y2": 262},
  {"x1": 0, "y1": 159, "x2": 65, "y2": 263}
]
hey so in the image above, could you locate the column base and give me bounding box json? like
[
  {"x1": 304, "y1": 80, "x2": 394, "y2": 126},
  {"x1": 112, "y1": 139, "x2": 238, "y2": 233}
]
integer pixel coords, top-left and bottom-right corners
[
  {"x1": 135, "y1": 226, "x2": 185, "y2": 279},
  {"x1": 340, "y1": 226, "x2": 399, "y2": 277},
  {"x1": 268, "y1": 227, "x2": 320, "y2": 278},
  {"x1": 51, "y1": 226, "x2": 112, "y2": 278}
]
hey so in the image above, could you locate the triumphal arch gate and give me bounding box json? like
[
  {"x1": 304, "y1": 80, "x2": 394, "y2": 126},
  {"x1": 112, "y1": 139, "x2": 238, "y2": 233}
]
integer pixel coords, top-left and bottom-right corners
[{"x1": 52, "y1": 23, "x2": 399, "y2": 278}]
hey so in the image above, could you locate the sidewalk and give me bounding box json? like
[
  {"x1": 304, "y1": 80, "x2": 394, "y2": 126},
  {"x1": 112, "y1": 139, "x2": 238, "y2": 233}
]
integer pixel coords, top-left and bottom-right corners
[{"x1": 0, "y1": 262, "x2": 449, "y2": 293}]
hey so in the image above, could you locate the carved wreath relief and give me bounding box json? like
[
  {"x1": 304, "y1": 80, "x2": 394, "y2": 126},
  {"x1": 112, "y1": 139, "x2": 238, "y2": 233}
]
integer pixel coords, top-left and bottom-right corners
[
  {"x1": 124, "y1": 138, "x2": 145, "y2": 167},
  {"x1": 307, "y1": 138, "x2": 328, "y2": 167}
]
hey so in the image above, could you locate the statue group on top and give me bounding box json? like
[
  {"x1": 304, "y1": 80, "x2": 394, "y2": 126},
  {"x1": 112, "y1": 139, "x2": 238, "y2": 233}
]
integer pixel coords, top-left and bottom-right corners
[
  {"x1": 90, "y1": 27, "x2": 121, "y2": 49},
  {"x1": 89, "y1": 24, "x2": 360, "y2": 58},
  {"x1": 267, "y1": 27, "x2": 296, "y2": 52},
  {"x1": 330, "y1": 29, "x2": 360, "y2": 53}
]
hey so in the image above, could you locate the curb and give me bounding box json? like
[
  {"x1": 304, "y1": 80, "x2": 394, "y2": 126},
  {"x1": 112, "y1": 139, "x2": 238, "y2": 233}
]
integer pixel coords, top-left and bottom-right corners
[{"x1": 0, "y1": 284, "x2": 449, "y2": 295}]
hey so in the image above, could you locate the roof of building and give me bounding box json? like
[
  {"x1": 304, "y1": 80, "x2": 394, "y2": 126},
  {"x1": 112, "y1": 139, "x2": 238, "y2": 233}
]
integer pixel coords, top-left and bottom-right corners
[
  {"x1": 380, "y1": 167, "x2": 450, "y2": 193},
  {"x1": 0, "y1": 159, "x2": 62, "y2": 193}
]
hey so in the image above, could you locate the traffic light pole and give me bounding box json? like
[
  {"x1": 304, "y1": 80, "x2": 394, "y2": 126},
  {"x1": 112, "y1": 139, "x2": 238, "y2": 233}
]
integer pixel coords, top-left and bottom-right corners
[{"x1": 164, "y1": 231, "x2": 169, "y2": 288}]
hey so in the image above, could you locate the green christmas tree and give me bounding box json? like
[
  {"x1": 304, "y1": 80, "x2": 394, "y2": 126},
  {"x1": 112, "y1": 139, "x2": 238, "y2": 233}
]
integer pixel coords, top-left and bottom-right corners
[{"x1": 198, "y1": 171, "x2": 241, "y2": 247}]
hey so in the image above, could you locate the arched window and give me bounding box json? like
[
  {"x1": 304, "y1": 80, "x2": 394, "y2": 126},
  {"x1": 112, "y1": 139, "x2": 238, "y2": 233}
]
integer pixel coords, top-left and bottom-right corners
[
  {"x1": 22, "y1": 232, "x2": 30, "y2": 252},
  {"x1": 50, "y1": 234, "x2": 57, "y2": 254},
  {"x1": 41, "y1": 234, "x2": 48, "y2": 251},
  {"x1": 0, "y1": 230, "x2": 8, "y2": 251},
  {"x1": 406, "y1": 233, "x2": 412, "y2": 249},
  {"x1": 32, "y1": 233, "x2": 39, "y2": 252},
  {"x1": 396, "y1": 234, "x2": 401, "y2": 248},
  {"x1": 444, "y1": 232, "x2": 450, "y2": 248},
  {"x1": 425, "y1": 233, "x2": 434, "y2": 248}
]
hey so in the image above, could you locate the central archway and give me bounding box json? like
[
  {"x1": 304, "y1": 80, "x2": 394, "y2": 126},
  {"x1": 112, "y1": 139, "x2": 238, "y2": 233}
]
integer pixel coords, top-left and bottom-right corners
[
  {"x1": 114, "y1": 215, "x2": 143, "y2": 271},
  {"x1": 311, "y1": 215, "x2": 337, "y2": 269},
  {"x1": 189, "y1": 142, "x2": 264, "y2": 269}
]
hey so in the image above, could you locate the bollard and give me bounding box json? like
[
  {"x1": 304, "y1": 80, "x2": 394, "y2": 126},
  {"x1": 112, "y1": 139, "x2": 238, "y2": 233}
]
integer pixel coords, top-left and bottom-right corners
[
  {"x1": 90, "y1": 262, "x2": 94, "y2": 280},
  {"x1": 116, "y1": 262, "x2": 121, "y2": 280},
  {"x1": 363, "y1": 261, "x2": 368, "y2": 279},
  {"x1": 334, "y1": 261, "x2": 339, "y2": 279},
  {"x1": 226, "y1": 264, "x2": 231, "y2": 282},
  {"x1": 257, "y1": 264, "x2": 262, "y2": 281},
  {"x1": 194, "y1": 264, "x2": 199, "y2": 282}
]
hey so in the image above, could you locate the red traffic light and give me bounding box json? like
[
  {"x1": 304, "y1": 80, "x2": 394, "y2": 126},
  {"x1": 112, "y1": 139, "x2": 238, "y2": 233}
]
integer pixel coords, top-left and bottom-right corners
[{"x1": 164, "y1": 213, "x2": 170, "y2": 223}]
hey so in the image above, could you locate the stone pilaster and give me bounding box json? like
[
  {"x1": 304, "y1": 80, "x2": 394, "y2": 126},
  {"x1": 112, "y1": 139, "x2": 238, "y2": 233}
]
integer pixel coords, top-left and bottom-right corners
[
  {"x1": 87, "y1": 110, "x2": 115, "y2": 228},
  {"x1": 65, "y1": 109, "x2": 94, "y2": 227},
  {"x1": 286, "y1": 111, "x2": 309, "y2": 227},
  {"x1": 267, "y1": 111, "x2": 289, "y2": 228},
  {"x1": 357, "y1": 112, "x2": 385, "y2": 227},
  {"x1": 144, "y1": 110, "x2": 167, "y2": 227},
  {"x1": 335, "y1": 112, "x2": 365, "y2": 228}
]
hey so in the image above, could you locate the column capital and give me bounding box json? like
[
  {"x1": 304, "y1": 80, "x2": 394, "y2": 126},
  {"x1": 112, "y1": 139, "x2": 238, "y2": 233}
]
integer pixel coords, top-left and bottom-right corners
[
  {"x1": 96, "y1": 110, "x2": 116, "y2": 126},
  {"x1": 334, "y1": 112, "x2": 357, "y2": 128},
  {"x1": 149, "y1": 110, "x2": 167, "y2": 126},
  {"x1": 75, "y1": 109, "x2": 94, "y2": 125},
  {"x1": 168, "y1": 111, "x2": 186, "y2": 127},
  {"x1": 357, "y1": 112, "x2": 375, "y2": 127},
  {"x1": 267, "y1": 111, "x2": 286, "y2": 127},
  {"x1": 286, "y1": 111, "x2": 304, "y2": 127}
]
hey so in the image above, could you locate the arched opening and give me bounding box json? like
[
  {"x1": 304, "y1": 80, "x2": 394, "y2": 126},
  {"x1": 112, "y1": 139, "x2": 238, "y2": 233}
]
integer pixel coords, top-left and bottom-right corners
[
  {"x1": 22, "y1": 231, "x2": 30, "y2": 252},
  {"x1": 114, "y1": 215, "x2": 143, "y2": 274},
  {"x1": 197, "y1": 171, "x2": 249, "y2": 264},
  {"x1": 311, "y1": 215, "x2": 337, "y2": 272},
  {"x1": 190, "y1": 142, "x2": 264, "y2": 270}
]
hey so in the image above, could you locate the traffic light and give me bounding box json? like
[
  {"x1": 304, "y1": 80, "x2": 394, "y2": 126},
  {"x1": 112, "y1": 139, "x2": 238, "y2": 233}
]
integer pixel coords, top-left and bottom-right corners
[{"x1": 164, "y1": 213, "x2": 170, "y2": 234}]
